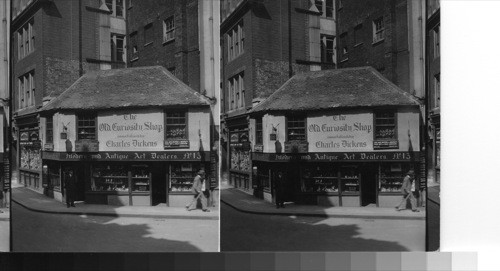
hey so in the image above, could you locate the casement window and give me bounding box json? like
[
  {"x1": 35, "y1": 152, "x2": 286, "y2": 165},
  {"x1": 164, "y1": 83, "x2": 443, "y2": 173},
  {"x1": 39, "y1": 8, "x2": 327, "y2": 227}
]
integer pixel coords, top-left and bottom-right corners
[
  {"x1": 255, "y1": 117, "x2": 263, "y2": 144},
  {"x1": 374, "y1": 112, "x2": 397, "y2": 140},
  {"x1": 144, "y1": 23, "x2": 153, "y2": 45},
  {"x1": 46, "y1": 116, "x2": 53, "y2": 144},
  {"x1": 373, "y1": 17, "x2": 385, "y2": 43},
  {"x1": 18, "y1": 71, "x2": 35, "y2": 109},
  {"x1": 320, "y1": 34, "x2": 335, "y2": 63},
  {"x1": 111, "y1": 33, "x2": 126, "y2": 62},
  {"x1": 340, "y1": 32, "x2": 348, "y2": 60},
  {"x1": 354, "y1": 24, "x2": 363, "y2": 46},
  {"x1": 165, "y1": 112, "x2": 188, "y2": 140},
  {"x1": 227, "y1": 21, "x2": 244, "y2": 61},
  {"x1": 287, "y1": 116, "x2": 306, "y2": 141},
  {"x1": 77, "y1": 114, "x2": 97, "y2": 140},
  {"x1": 315, "y1": 0, "x2": 334, "y2": 18},
  {"x1": 433, "y1": 73, "x2": 440, "y2": 109},
  {"x1": 17, "y1": 19, "x2": 34, "y2": 60},
  {"x1": 105, "y1": 0, "x2": 124, "y2": 18},
  {"x1": 433, "y1": 25, "x2": 440, "y2": 59},
  {"x1": 163, "y1": 16, "x2": 175, "y2": 43},
  {"x1": 129, "y1": 31, "x2": 138, "y2": 60},
  {"x1": 228, "y1": 72, "x2": 245, "y2": 110}
]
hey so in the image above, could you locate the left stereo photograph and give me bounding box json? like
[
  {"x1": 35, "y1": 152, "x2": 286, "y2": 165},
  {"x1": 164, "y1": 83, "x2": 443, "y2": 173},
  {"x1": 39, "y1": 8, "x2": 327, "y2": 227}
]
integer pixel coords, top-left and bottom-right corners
[{"x1": 6, "y1": 0, "x2": 220, "y2": 252}]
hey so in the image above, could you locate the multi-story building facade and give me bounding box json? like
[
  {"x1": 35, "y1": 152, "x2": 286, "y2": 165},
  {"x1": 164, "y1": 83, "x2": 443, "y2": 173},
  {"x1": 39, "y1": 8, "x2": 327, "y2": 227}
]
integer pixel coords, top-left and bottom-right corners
[
  {"x1": 11, "y1": 0, "x2": 126, "y2": 193},
  {"x1": 0, "y1": 0, "x2": 9, "y2": 207},
  {"x1": 220, "y1": 0, "x2": 336, "y2": 193},
  {"x1": 426, "y1": 0, "x2": 440, "y2": 186},
  {"x1": 126, "y1": 0, "x2": 221, "y2": 202}
]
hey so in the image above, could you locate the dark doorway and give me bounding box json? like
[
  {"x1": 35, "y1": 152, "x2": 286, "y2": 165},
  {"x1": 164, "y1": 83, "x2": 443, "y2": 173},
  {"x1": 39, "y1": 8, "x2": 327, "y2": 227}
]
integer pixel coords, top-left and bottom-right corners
[
  {"x1": 151, "y1": 164, "x2": 167, "y2": 206},
  {"x1": 74, "y1": 165, "x2": 86, "y2": 201},
  {"x1": 272, "y1": 166, "x2": 297, "y2": 204},
  {"x1": 360, "y1": 164, "x2": 377, "y2": 206}
]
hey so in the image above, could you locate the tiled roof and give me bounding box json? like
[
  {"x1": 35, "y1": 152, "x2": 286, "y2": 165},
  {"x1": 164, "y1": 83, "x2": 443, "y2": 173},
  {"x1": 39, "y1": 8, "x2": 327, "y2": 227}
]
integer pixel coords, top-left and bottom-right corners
[
  {"x1": 41, "y1": 66, "x2": 210, "y2": 112},
  {"x1": 250, "y1": 66, "x2": 420, "y2": 113}
]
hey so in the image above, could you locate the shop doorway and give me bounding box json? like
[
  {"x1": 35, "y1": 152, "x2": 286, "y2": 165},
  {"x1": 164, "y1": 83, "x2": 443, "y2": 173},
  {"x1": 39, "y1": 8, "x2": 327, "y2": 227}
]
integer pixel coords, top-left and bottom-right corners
[
  {"x1": 272, "y1": 167, "x2": 297, "y2": 204},
  {"x1": 62, "y1": 165, "x2": 86, "y2": 202},
  {"x1": 151, "y1": 164, "x2": 167, "y2": 206},
  {"x1": 360, "y1": 164, "x2": 377, "y2": 207}
]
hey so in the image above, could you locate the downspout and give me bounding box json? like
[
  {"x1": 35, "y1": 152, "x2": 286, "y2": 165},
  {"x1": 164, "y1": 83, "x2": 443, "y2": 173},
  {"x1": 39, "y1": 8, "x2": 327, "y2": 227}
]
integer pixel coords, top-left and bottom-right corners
[
  {"x1": 288, "y1": 0, "x2": 292, "y2": 78},
  {"x1": 78, "y1": 0, "x2": 83, "y2": 76}
]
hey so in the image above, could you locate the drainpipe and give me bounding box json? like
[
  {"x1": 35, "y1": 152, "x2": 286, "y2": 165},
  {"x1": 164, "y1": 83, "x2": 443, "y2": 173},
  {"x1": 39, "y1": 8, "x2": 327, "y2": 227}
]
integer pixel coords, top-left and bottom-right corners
[{"x1": 288, "y1": 0, "x2": 292, "y2": 78}]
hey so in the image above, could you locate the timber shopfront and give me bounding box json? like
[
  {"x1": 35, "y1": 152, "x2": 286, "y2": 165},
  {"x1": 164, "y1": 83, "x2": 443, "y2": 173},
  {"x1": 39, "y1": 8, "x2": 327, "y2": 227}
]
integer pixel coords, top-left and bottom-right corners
[
  {"x1": 38, "y1": 66, "x2": 214, "y2": 206},
  {"x1": 249, "y1": 67, "x2": 422, "y2": 207}
]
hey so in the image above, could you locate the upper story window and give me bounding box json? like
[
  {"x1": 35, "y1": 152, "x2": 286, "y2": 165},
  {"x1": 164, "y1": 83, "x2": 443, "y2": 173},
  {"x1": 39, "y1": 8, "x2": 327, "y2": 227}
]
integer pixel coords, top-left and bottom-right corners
[
  {"x1": 354, "y1": 24, "x2": 363, "y2": 47},
  {"x1": 144, "y1": 23, "x2": 153, "y2": 46},
  {"x1": 228, "y1": 72, "x2": 245, "y2": 111},
  {"x1": 165, "y1": 112, "x2": 188, "y2": 140},
  {"x1": 374, "y1": 112, "x2": 397, "y2": 140},
  {"x1": 287, "y1": 116, "x2": 306, "y2": 141},
  {"x1": 227, "y1": 21, "x2": 244, "y2": 62},
  {"x1": 163, "y1": 16, "x2": 175, "y2": 43},
  {"x1": 17, "y1": 19, "x2": 34, "y2": 60},
  {"x1": 373, "y1": 17, "x2": 385, "y2": 43},
  {"x1": 255, "y1": 117, "x2": 263, "y2": 144},
  {"x1": 129, "y1": 31, "x2": 138, "y2": 60},
  {"x1": 46, "y1": 116, "x2": 54, "y2": 144},
  {"x1": 18, "y1": 70, "x2": 35, "y2": 110},
  {"x1": 77, "y1": 114, "x2": 97, "y2": 140},
  {"x1": 315, "y1": 0, "x2": 334, "y2": 18},
  {"x1": 433, "y1": 25, "x2": 440, "y2": 59},
  {"x1": 320, "y1": 34, "x2": 335, "y2": 63},
  {"x1": 340, "y1": 32, "x2": 348, "y2": 60},
  {"x1": 105, "y1": 0, "x2": 124, "y2": 18},
  {"x1": 432, "y1": 73, "x2": 440, "y2": 110},
  {"x1": 111, "y1": 33, "x2": 126, "y2": 63}
]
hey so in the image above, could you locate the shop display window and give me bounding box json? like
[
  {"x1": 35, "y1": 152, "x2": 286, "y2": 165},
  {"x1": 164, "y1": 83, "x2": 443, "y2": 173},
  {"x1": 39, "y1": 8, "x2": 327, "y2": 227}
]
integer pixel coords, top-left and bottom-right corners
[
  {"x1": 379, "y1": 163, "x2": 411, "y2": 193},
  {"x1": 301, "y1": 165, "x2": 339, "y2": 193},
  {"x1": 131, "y1": 165, "x2": 151, "y2": 192},
  {"x1": 91, "y1": 165, "x2": 129, "y2": 192},
  {"x1": 47, "y1": 164, "x2": 61, "y2": 191},
  {"x1": 340, "y1": 166, "x2": 359, "y2": 194},
  {"x1": 256, "y1": 165, "x2": 271, "y2": 191},
  {"x1": 170, "y1": 163, "x2": 196, "y2": 193}
]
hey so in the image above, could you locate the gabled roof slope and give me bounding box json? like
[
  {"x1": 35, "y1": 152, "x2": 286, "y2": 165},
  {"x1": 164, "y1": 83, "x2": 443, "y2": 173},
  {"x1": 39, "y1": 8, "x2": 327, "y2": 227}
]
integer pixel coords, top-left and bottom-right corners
[
  {"x1": 250, "y1": 66, "x2": 420, "y2": 113},
  {"x1": 41, "y1": 66, "x2": 210, "y2": 112}
]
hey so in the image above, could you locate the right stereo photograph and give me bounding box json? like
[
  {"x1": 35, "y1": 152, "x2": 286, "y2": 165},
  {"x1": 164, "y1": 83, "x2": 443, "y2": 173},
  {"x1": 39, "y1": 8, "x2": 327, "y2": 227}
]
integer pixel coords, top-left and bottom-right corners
[{"x1": 219, "y1": 0, "x2": 440, "y2": 252}]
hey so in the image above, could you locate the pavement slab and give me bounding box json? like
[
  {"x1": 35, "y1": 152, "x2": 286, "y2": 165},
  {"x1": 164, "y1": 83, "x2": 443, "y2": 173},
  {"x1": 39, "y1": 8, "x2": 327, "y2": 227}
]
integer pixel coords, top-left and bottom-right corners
[
  {"x1": 12, "y1": 187, "x2": 219, "y2": 220},
  {"x1": 221, "y1": 186, "x2": 425, "y2": 220}
]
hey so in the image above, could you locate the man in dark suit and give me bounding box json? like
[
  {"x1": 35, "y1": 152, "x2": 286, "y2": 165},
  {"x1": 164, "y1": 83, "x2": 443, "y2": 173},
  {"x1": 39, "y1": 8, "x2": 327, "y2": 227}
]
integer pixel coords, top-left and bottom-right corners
[
  {"x1": 396, "y1": 170, "x2": 419, "y2": 212},
  {"x1": 275, "y1": 171, "x2": 285, "y2": 208},
  {"x1": 65, "y1": 170, "x2": 76, "y2": 208},
  {"x1": 187, "y1": 169, "x2": 210, "y2": 212}
]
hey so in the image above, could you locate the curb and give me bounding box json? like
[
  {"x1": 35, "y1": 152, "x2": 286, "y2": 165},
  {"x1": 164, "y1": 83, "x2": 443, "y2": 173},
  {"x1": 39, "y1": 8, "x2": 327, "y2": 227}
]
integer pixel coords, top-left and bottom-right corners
[
  {"x1": 221, "y1": 199, "x2": 425, "y2": 221},
  {"x1": 12, "y1": 199, "x2": 219, "y2": 221}
]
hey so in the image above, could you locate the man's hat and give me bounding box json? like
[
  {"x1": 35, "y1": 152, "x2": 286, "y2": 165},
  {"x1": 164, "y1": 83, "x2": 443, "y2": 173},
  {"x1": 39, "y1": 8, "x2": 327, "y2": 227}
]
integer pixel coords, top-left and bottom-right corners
[
  {"x1": 197, "y1": 169, "x2": 205, "y2": 174},
  {"x1": 407, "y1": 170, "x2": 415, "y2": 175}
]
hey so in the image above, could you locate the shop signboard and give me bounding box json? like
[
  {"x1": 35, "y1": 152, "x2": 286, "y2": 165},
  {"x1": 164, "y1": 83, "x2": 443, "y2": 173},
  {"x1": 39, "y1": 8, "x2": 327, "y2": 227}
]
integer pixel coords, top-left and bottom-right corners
[
  {"x1": 308, "y1": 113, "x2": 373, "y2": 152},
  {"x1": 44, "y1": 143, "x2": 54, "y2": 151},
  {"x1": 164, "y1": 139, "x2": 190, "y2": 149},
  {"x1": 252, "y1": 151, "x2": 419, "y2": 162},
  {"x1": 254, "y1": 144, "x2": 264, "y2": 152},
  {"x1": 42, "y1": 151, "x2": 211, "y2": 162},
  {"x1": 99, "y1": 110, "x2": 164, "y2": 151}
]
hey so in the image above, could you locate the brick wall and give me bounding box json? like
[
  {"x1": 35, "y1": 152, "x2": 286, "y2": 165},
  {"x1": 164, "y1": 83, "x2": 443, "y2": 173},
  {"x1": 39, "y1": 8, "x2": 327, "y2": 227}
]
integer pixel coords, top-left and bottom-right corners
[
  {"x1": 336, "y1": 0, "x2": 410, "y2": 93},
  {"x1": 126, "y1": 0, "x2": 200, "y2": 91}
]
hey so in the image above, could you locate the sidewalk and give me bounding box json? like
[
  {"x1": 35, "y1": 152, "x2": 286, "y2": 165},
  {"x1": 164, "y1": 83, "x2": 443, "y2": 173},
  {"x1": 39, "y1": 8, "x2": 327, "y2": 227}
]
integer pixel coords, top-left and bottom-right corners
[
  {"x1": 12, "y1": 187, "x2": 218, "y2": 220},
  {"x1": 221, "y1": 186, "x2": 425, "y2": 220}
]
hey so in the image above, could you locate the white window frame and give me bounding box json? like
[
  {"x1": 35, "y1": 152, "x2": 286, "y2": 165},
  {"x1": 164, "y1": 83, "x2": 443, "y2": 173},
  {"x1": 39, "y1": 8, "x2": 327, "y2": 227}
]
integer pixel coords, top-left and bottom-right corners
[
  {"x1": 320, "y1": 34, "x2": 335, "y2": 63},
  {"x1": 372, "y1": 17, "x2": 385, "y2": 43},
  {"x1": 104, "y1": 0, "x2": 125, "y2": 18},
  {"x1": 111, "y1": 33, "x2": 126, "y2": 63},
  {"x1": 163, "y1": 16, "x2": 175, "y2": 43}
]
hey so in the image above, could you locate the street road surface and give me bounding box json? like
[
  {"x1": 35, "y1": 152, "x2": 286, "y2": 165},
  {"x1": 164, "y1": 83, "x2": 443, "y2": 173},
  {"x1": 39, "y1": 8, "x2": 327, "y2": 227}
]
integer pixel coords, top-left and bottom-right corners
[
  {"x1": 221, "y1": 203, "x2": 424, "y2": 251},
  {"x1": 12, "y1": 202, "x2": 218, "y2": 252},
  {"x1": 0, "y1": 218, "x2": 9, "y2": 252}
]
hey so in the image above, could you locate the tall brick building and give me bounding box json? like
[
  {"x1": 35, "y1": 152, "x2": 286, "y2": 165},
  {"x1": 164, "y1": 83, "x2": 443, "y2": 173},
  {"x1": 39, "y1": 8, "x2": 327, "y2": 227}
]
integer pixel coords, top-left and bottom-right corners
[
  {"x1": 126, "y1": 0, "x2": 221, "y2": 201},
  {"x1": 11, "y1": 0, "x2": 126, "y2": 193},
  {"x1": 220, "y1": 0, "x2": 336, "y2": 192},
  {"x1": 426, "y1": 0, "x2": 440, "y2": 186}
]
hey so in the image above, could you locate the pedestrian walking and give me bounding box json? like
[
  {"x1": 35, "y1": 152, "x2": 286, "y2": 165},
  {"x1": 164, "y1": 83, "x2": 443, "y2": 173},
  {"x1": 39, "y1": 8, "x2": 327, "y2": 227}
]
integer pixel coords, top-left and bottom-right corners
[
  {"x1": 274, "y1": 171, "x2": 285, "y2": 208},
  {"x1": 396, "y1": 170, "x2": 419, "y2": 212},
  {"x1": 186, "y1": 169, "x2": 210, "y2": 212},
  {"x1": 65, "y1": 170, "x2": 76, "y2": 208}
]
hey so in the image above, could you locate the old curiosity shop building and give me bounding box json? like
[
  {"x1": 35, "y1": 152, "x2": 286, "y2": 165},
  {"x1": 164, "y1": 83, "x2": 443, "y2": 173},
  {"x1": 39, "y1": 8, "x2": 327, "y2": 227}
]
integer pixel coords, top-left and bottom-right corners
[
  {"x1": 37, "y1": 66, "x2": 214, "y2": 206},
  {"x1": 247, "y1": 67, "x2": 421, "y2": 207}
]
